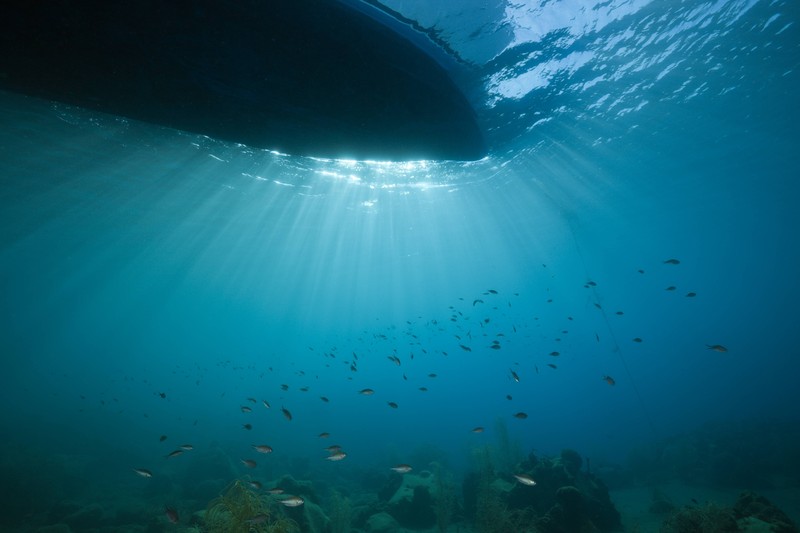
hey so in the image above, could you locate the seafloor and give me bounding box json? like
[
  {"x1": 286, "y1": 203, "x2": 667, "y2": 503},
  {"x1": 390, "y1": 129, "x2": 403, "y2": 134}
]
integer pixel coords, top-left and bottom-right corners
[{"x1": 1, "y1": 419, "x2": 798, "y2": 533}]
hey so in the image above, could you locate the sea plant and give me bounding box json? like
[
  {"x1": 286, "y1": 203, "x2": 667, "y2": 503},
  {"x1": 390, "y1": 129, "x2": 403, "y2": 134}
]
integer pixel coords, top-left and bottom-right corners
[
  {"x1": 328, "y1": 489, "x2": 352, "y2": 533},
  {"x1": 204, "y1": 479, "x2": 298, "y2": 533},
  {"x1": 432, "y1": 462, "x2": 455, "y2": 533}
]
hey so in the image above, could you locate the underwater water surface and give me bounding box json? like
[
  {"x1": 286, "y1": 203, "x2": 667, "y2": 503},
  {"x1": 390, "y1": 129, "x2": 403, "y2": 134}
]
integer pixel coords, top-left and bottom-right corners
[{"x1": 1, "y1": 1, "x2": 799, "y2": 532}]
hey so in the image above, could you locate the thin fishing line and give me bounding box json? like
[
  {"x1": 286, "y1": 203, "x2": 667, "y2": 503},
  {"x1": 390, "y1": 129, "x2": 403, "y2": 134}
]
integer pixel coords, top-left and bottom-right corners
[{"x1": 565, "y1": 218, "x2": 660, "y2": 440}]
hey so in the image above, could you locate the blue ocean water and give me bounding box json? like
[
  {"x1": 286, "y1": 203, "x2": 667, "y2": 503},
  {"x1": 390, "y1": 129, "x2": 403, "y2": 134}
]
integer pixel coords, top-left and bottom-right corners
[{"x1": 1, "y1": 0, "x2": 798, "y2": 532}]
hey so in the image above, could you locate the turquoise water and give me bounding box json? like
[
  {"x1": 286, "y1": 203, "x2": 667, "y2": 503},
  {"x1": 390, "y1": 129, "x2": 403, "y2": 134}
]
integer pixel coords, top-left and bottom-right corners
[{"x1": 1, "y1": 1, "x2": 798, "y2": 531}]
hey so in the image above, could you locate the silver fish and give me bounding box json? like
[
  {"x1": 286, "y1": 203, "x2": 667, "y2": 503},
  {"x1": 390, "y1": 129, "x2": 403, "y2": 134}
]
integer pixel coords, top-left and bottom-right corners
[
  {"x1": 133, "y1": 468, "x2": 152, "y2": 478},
  {"x1": 280, "y1": 495, "x2": 305, "y2": 507},
  {"x1": 513, "y1": 474, "x2": 537, "y2": 486}
]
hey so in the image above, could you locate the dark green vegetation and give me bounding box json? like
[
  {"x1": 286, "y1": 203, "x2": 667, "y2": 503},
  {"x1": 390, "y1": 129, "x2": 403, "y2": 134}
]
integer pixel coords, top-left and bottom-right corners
[
  {"x1": 1, "y1": 435, "x2": 799, "y2": 532},
  {"x1": 660, "y1": 492, "x2": 798, "y2": 533},
  {"x1": 204, "y1": 480, "x2": 297, "y2": 533},
  {"x1": 465, "y1": 446, "x2": 622, "y2": 533}
]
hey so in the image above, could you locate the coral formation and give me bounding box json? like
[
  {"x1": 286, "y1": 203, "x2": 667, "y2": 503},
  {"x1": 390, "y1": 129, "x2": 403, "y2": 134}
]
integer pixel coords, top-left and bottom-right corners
[
  {"x1": 433, "y1": 462, "x2": 455, "y2": 533},
  {"x1": 660, "y1": 493, "x2": 798, "y2": 533},
  {"x1": 467, "y1": 446, "x2": 622, "y2": 533},
  {"x1": 660, "y1": 502, "x2": 739, "y2": 533},
  {"x1": 733, "y1": 492, "x2": 798, "y2": 533},
  {"x1": 328, "y1": 489, "x2": 352, "y2": 533},
  {"x1": 204, "y1": 479, "x2": 298, "y2": 533},
  {"x1": 387, "y1": 472, "x2": 436, "y2": 528},
  {"x1": 365, "y1": 511, "x2": 399, "y2": 532}
]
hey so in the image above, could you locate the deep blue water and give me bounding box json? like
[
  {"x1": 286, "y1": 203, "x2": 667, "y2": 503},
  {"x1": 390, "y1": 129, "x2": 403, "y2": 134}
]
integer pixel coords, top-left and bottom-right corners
[{"x1": 1, "y1": 0, "x2": 799, "y2": 531}]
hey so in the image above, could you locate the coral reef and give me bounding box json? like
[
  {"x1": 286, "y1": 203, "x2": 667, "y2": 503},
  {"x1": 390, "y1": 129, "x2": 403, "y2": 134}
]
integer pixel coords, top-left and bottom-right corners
[
  {"x1": 433, "y1": 462, "x2": 455, "y2": 533},
  {"x1": 660, "y1": 492, "x2": 798, "y2": 533},
  {"x1": 660, "y1": 502, "x2": 739, "y2": 533},
  {"x1": 204, "y1": 480, "x2": 298, "y2": 533},
  {"x1": 328, "y1": 489, "x2": 352, "y2": 533},
  {"x1": 733, "y1": 492, "x2": 798, "y2": 533},
  {"x1": 466, "y1": 446, "x2": 622, "y2": 533},
  {"x1": 387, "y1": 471, "x2": 436, "y2": 528},
  {"x1": 365, "y1": 511, "x2": 399, "y2": 533}
]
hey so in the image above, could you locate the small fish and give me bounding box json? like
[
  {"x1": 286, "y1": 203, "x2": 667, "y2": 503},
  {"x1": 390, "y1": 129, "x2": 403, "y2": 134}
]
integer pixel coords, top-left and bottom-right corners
[
  {"x1": 633, "y1": 337, "x2": 642, "y2": 343},
  {"x1": 490, "y1": 343, "x2": 501, "y2": 350},
  {"x1": 158, "y1": 392, "x2": 166, "y2": 399},
  {"x1": 241, "y1": 406, "x2": 253, "y2": 413},
  {"x1": 706, "y1": 344, "x2": 728, "y2": 353},
  {"x1": 686, "y1": 292, "x2": 697, "y2": 297},
  {"x1": 164, "y1": 506, "x2": 179, "y2": 524},
  {"x1": 179, "y1": 444, "x2": 193, "y2": 451},
  {"x1": 247, "y1": 481, "x2": 263, "y2": 490},
  {"x1": 266, "y1": 487, "x2": 285, "y2": 495},
  {"x1": 473, "y1": 299, "x2": 483, "y2": 306},
  {"x1": 616, "y1": 311, "x2": 624, "y2": 315},
  {"x1": 262, "y1": 400, "x2": 271, "y2": 408},
  {"x1": 325, "y1": 445, "x2": 343, "y2": 453},
  {"x1": 246, "y1": 397, "x2": 257, "y2": 403},
  {"x1": 245, "y1": 514, "x2": 269, "y2": 525},
  {"x1": 638, "y1": 269, "x2": 645, "y2": 274},
  {"x1": 663, "y1": 258, "x2": 680, "y2": 265},
  {"x1": 133, "y1": 468, "x2": 153, "y2": 478},
  {"x1": 299, "y1": 386, "x2": 309, "y2": 392},
  {"x1": 549, "y1": 351, "x2": 560, "y2": 357},
  {"x1": 513, "y1": 474, "x2": 537, "y2": 486},
  {"x1": 471, "y1": 427, "x2": 484, "y2": 433},
  {"x1": 506, "y1": 394, "x2": 513, "y2": 401},
  {"x1": 510, "y1": 369, "x2": 520, "y2": 382},
  {"x1": 387, "y1": 402, "x2": 399, "y2": 409},
  {"x1": 547, "y1": 364, "x2": 557, "y2": 369},
  {"x1": 665, "y1": 286, "x2": 676, "y2": 291},
  {"x1": 459, "y1": 344, "x2": 472, "y2": 352},
  {"x1": 243, "y1": 424, "x2": 252, "y2": 430},
  {"x1": 252, "y1": 444, "x2": 273, "y2": 454},
  {"x1": 603, "y1": 375, "x2": 616, "y2": 386},
  {"x1": 359, "y1": 388, "x2": 374, "y2": 395},
  {"x1": 391, "y1": 464, "x2": 413, "y2": 473},
  {"x1": 428, "y1": 373, "x2": 437, "y2": 378},
  {"x1": 318, "y1": 432, "x2": 330, "y2": 438},
  {"x1": 418, "y1": 387, "x2": 428, "y2": 392},
  {"x1": 241, "y1": 459, "x2": 257, "y2": 468},
  {"x1": 326, "y1": 452, "x2": 347, "y2": 461},
  {"x1": 387, "y1": 355, "x2": 401, "y2": 366},
  {"x1": 320, "y1": 396, "x2": 329, "y2": 403},
  {"x1": 281, "y1": 406, "x2": 292, "y2": 421},
  {"x1": 159, "y1": 435, "x2": 167, "y2": 442},
  {"x1": 487, "y1": 289, "x2": 498, "y2": 294},
  {"x1": 165, "y1": 449, "x2": 184, "y2": 459},
  {"x1": 586, "y1": 280, "x2": 597, "y2": 287},
  {"x1": 595, "y1": 333, "x2": 600, "y2": 342},
  {"x1": 513, "y1": 412, "x2": 528, "y2": 419},
  {"x1": 280, "y1": 495, "x2": 305, "y2": 507},
  {"x1": 280, "y1": 384, "x2": 289, "y2": 391}
]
